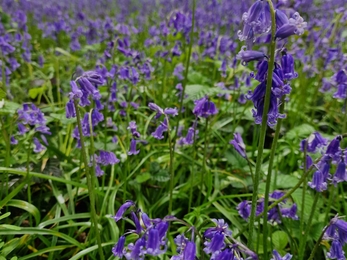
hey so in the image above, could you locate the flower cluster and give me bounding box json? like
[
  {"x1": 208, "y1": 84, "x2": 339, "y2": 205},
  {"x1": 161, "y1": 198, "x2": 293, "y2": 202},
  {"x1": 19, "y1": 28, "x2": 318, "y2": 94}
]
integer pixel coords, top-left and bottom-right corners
[
  {"x1": 148, "y1": 102, "x2": 178, "y2": 140},
  {"x1": 302, "y1": 134, "x2": 346, "y2": 192},
  {"x1": 90, "y1": 150, "x2": 119, "y2": 177},
  {"x1": 238, "y1": 1, "x2": 307, "y2": 46},
  {"x1": 237, "y1": 2, "x2": 306, "y2": 127},
  {"x1": 324, "y1": 216, "x2": 347, "y2": 260},
  {"x1": 230, "y1": 132, "x2": 247, "y2": 158},
  {"x1": 237, "y1": 191, "x2": 298, "y2": 223},
  {"x1": 14, "y1": 103, "x2": 51, "y2": 153},
  {"x1": 112, "y1": 201, "x2": 169, "y2": 259},
  {"x1": 113, "y1": 201, "x2": 258, "y2": 260},
  {"x1": 128, "y1": 121, "x2": 140, "y2": 156}
]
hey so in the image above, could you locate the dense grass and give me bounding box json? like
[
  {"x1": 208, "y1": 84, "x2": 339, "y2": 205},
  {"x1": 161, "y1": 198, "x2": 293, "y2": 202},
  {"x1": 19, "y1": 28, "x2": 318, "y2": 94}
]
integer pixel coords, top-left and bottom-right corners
[{"x1": 0, "y1": 0, "x2": 347, "y2": 259}]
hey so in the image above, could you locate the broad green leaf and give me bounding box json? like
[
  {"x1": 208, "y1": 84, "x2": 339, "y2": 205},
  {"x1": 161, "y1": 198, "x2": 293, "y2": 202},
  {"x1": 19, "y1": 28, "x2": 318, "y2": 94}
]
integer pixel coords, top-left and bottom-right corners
[
  {"x1": 150, "y1": 161, "x2": 160, "y2": 174},
  {"x1": 0, "y1": 100, "x2": 21, "y2": 115},
  {"x1": 285, "y1": 124, "x2": 316, "y2": 140},
  {"x1": 272, "y1": 231, "x2": 289, "y2": 250},
  {"x1": 275, "y1": 174, "x2": 300, "y2": 189},
  {"x1": 152, "y1": 169, "x2": 170, "y2": 182},
  {"x1": 136, "y1": 172, "x2": 151, "y2": 183},
  {"x1": 28, "y1": 86, "x2": 47, "y2": 99}
]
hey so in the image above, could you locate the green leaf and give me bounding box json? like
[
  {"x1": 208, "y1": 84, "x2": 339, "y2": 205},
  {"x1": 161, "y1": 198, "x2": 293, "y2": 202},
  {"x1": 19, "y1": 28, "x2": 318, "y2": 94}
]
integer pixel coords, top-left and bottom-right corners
[
  {"x1": 6, "y1": 199, "x2": 41, "y2": 226},
  {"x1": 136, "y1": 172, "x2": 151, "y2": 183},
  {"x1": 152, "y1": 169, "x2": 170, "y2": 182},
  {"x1": 0, "y1": 88, "x2": 6, "y2": 100},
  {"x1": 185, "y1": 84, "x2": 231, "y2": 101},
  {"x1": 49, "y1": 113, "x2": 76, "y2": 124},
  {"x1": 225, "y1": 148, "x2": 248, "y2": 169},
  {"x1": 0, "y1": 224, "x2": 21, "y2": 230},
  {"x1": 0, "y1": 101, "x2": 21, "y2": 115},
  {"x1": 0, "y1": 212, "x2": 10, "y2": 221},
  {"x1": 275, "y1": 174, "x2": 300, "y2": 189},
  {"x1": 285, "y1": 124, "x2": 316, "y2": 140},
  {"x1": 150, "y1": 162, "x2": 160, "y2": 174},
  {"x1": 28, "y1": 86, "x2": 47, "y2": 99},
  {"x1": 272, "y1": 231, "x2": 289, "y2": 250}
]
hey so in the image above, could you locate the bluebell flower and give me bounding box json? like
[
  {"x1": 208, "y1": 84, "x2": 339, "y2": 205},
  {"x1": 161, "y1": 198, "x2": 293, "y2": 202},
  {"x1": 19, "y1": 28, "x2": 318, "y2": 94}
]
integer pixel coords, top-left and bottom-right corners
[
  {"x1": 146, "y1": 228, "x2": 161, "y2": 256},
  {"x1": 281, "y1": 204, "x2": 299, "y2": 220},
  {"x1": 10, "y1": 136, "x2": 18, "y2": 145},
  {"x1": 203, "y1": 232, "x2": 225, "y2": 256},
  {"x1": 128, "y1": 121, "x2": 141, "y2": 138},
  {"x1": 281, "y1": 52, "x2": 298, "y2": 80},
  {"x1": 152, "y1": 120, "x2": 168, "y2": 140},
  {"x1": 17, "y1": 123, "x2": 28, "y2": 135},
  {"x1": 230, "y1": 133, "x2": 247, "y2": 158},
  {"x1": 327, "y1": 239, "x2": 345, "y2": 260},
  {"x1": 173, "y1": 63, "x2": 184, "y2": 80},
  {"x1": 69, "y1": 81, "x2": 83, "y2": 100},
  {"x1": 275, "y1": 9, "x2": 289, "y2": 30},
  {"x1": 301, "y1": 132, "x2": 327, "y2": 153},
  {"x1": 333, "y1": 158, "x2": 347, "y2": 184},
  {"x1": 255, "y1": 60, "x2": 268, "y2": 82},
  {"x1": 114, "y1": 201, "x2": 136, "y2": 222},
  {"x1": 33, "y1": 137, "x2": 45, "y2": 153},
  {"x1": 275, "y1": 12, "x2": 307, "y2": 40},
  {"x1": 112, "y1": 236, "x2": 125, "y2": 258},
  {"x1": 237, "y1": 46, "x2": 267, "y2": 65},
  {"x1": 128, "y1": 139, "x2": 140, "y2": 155},
  {"x1": 171, "y1": 235, "x2": 195, "y2": 260},
  {"x1": 326, "y1": 136, "x2": 342, "y2": 157},
  {"x1": 97, "y1": 150, "x2": 120, "y2": 165},
  {"x1": 65, "y1": 100, "x2": 76, "y2": 118},
  {"x1": 308, "y1": 170, "x2": 328, "y2": 192},
  {"x1": 182, "y1": 127, "x2": 196, "y2": 145},
  {"x1": 219, "y1": 59, "x2": 227, "y2": 78},
  {"x1": 237, "y1": 201, "x2": 251, "y2": 220},
  {"x1": 124, "y1": 237, "x2": 146, "y2": 259},
  {"x1": 204, "y1": 219, "x2": 232, "y2": 239},
  {"x1": 164, "y1": 108, "x2": 178, "y2": 117},
  {"x1": 193, "y1": 96, "x2": 218, "y2": 118},
  {"x1": 271, "y1": 250, "x2": 292, "y2": 260}
]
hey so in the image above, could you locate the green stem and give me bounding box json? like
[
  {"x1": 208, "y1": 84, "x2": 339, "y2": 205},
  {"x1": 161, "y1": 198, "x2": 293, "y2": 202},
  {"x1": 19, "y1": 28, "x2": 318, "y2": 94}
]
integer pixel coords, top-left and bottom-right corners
[
  {"x1": 88, "y1": 110, "x2": 100, "y2": 213},
  {"x1": 307, "y1": 224, "x2": 329, "y2": 260},
  {"x1": 188, "y1": 125, "x2": 198, "y2": 211},
  {"x1": 168, "y1": 116, "x2": 175, "y2": 215},
  {"x1": 248, "y1": 0, "x2": 276, "y2": 250},
  {"x1": 73, "y1": 100, "x2": 105, "y2": 260},
  {"x1": 172, "y1": 0, "x2": 196, "y2": 141},
  {"x1": 262, "y1": 98, "x2": 285, "y2": 256},
  {"x1": 202, "y1": 118, "x2": 210, "y2": 204},
  {"x1": 299, "y1": 141, "x2": 308, "y2": 252},
  {"x1": 235, "y1": 156, "x2": 321, "y2": 239},
  {"x1": 26, "y1": 138, "x2": 33, "y2": 227},
  {"x1": 298, "y1": 192, "x2": 320, "y2": 260},
  {"x1": 170, "y1": 0, "x2": 196, "y2": 214}
]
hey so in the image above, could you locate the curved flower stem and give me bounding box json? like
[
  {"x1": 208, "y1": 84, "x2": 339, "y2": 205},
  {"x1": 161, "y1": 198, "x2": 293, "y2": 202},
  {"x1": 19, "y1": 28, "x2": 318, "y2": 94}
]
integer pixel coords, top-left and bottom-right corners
[
  {"x1": 262, "y1": 98, "x2": 285, "y2": 256},
  {"x1": 74, "y1": 100, "x2": 105, "y2": 260},
  {"x1": 248, "y1": 0, "x2": 277, "y2": 250},
  {"x1": 307, "y1": 224, "x2": 329, "y2": 260},
  {"x1": 235, "y1": 157, "x2": 321, "y2": 240},
  {"x1": 298, "y1": 192, "x2": 320, "y2": 260}
]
